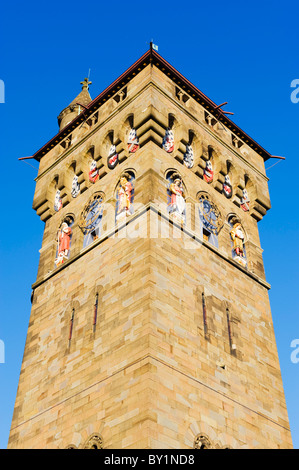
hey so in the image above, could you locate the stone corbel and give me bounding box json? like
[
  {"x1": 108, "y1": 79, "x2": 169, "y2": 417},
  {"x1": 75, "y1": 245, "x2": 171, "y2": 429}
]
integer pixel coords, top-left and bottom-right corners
[
  {"x1": 252, "y1": 181, "x2": 271, "y2": 220},
  {"x1": 33, "y1": 179, "x2": 48, "y2": 215},
  {"x1": 214, "y1": 158, "x2": 228, "y2": 194},
  {"x1": 245, "y1": 239, "x2": 266, "y2": 278},
  {"x1": 60, "y1": 135, "x2": 72, "y2": 151},
  {"x1": 233, "y1": 185, "x2": 243, "y2": 209},
  {"x1": 76, "y1": 153, "x2": 89, "y2": 192},
  {"x1": 169, "y1": 115, "x2": 183, "y2": 155},
  {"x1": 175, "y1": 141, "x2": 186, "y2": 164},
  {"x1": 89, "y1": 111, "x2": 99, "y2": 127},
  {"x1": 251, "y1": 199, "x2": 270, "y2": 222},
  {"x1": 113, "y1": 87, "x2": 127, "y2": 106},
  {"x1": 204, "y1": 111, "x2": 217, "y2": 128},
  {"x1": 37, "y1": 239, "x2": 58, "y2": 278},
  {"x1": 232, "y1": 135, "x2": 243, "y2": 149},
  {"x1": 175, "y1": 86, "x2": 190, "y2": 105},
  {"x1": 195, "y1": 143, "x2": 209, "y2": 178}
]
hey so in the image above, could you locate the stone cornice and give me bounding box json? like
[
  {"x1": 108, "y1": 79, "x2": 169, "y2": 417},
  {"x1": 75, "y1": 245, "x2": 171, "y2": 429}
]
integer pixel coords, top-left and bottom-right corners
[{"x1": 31, "y1": 48, "x2": 273, "y2": 163}]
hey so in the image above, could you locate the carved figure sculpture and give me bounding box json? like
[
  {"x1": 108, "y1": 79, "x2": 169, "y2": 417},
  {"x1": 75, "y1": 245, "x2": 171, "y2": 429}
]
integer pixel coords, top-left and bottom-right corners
[
  {"x1": 55, "y1": 222, "x2": 72, "y2": 266},
  {"x1": 168, "y1": 175, "x2": 186, "y2": 223},
  {"x1": 230, "y1": 222, "x2": 246, "y2": 267},
  {"x1": 116, "y1": 173, "x2": 134, "y2": 221}
]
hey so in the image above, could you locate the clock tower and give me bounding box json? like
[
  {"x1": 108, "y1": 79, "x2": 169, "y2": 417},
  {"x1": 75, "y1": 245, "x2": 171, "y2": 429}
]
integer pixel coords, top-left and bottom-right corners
[{"x1": 8, "y1": 46, "x2": 292, "y2": 449}]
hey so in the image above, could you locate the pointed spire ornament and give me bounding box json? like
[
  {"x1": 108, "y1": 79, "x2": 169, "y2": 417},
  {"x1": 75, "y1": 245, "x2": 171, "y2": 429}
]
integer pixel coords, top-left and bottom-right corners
[{"x1": 80, "y1": 77, "x2": 92, "y2": 91}]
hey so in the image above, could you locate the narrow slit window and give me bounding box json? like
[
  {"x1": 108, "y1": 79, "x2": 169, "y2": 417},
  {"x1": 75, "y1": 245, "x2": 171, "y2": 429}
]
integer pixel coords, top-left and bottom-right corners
[
  {"x1": 93, "y1": 293, "x2": 99, "y2": 333},
  {"x1": 202, "y1": 293, "x2": 208, "y2": 337},
  {"x1": 226, "y1": 307, "x2": 236, "y2": 353},
  {"x1": 68, "y1": 308, "x2": 75, "y2": 347}
]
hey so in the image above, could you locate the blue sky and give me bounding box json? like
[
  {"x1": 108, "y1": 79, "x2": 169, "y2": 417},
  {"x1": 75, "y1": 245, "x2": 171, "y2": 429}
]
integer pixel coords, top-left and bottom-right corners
[{"x1": 0, "y1": 0, "x2": 298, "y2": 449}]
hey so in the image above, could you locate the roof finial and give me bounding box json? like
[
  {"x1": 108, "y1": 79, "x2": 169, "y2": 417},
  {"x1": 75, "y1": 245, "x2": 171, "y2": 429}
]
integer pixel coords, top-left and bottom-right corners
[{"x1": 80, "y1": 77, "x2": 92, "y2": 91}]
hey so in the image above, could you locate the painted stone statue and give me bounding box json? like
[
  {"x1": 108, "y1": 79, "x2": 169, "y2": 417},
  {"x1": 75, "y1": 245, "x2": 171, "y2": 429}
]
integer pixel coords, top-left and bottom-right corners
[
  {"x1": 127, "y1": 128, "x2": 139, "y2": 153},
  {"x1": 107, "y1": 144, "x2": 119, "y2": 170},
  {"x1": 54, "y1": 189, "x2": 62, "y2": 212},
  {"x1": 55, "y1": 222, "x2": 72, "y2": 267},
  {"x1": 162, "y1": 128, "x2": 174, "y2": 153},
  {"x1": 203, "y1": 160, "x2": 213, "y2": 183},
  {"x1": 89, "y1": 160, "x2": 99, "y2": 183},
  {"x1": 230, "y1": 222, "x2": 246, "y2": 267},
  {"x1": 183, "y1": 144, "x2": 194, "y2": 168},
  {"x1": 167, "y1": 175, "x2": 186, "y2": 223},
  {"x1": 223, "y1": 174, "x2": 232, "y2": 199},
  {"x1": 116, "y1": 173, "x2": 134, "y2": 221},
  {"x1": 240, "y1": 188, "x2": 250, "y2": 212},
  {"x1": 71, "y1": 175, "x2": 80, "y2": 198}
]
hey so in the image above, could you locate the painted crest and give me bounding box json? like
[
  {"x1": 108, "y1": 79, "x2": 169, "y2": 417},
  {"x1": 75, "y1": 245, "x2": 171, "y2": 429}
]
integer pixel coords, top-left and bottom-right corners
[
  {"x1": 54, "y1": 189, "x2": 62, "y2": 212},
  {"x1": 183, "y1": 144, "x2": 194, "y2": 168},
  {"x1": 162, "y1": 128, "x2": 174, "y2": 153},
  {"x1": 127, "y1": 128, "x2": 139, "y2": 153},
  {"x1": 71, "y1": 175, "x2": 80, "y2": 198},
  {"x1": 107, "y1": 144, "x2": 119, "y2": 170},
  {"x1": 223, "y1": 174, "x2": 232, "y2": 199},
  {"x1": 240, "y1": 188, "x2": 250, "y2": 212},
  {"x1": 89, "y1": 160, "x2": 99, "y2": 183},
  {"x1": 203, "y1": 160, "x2": 213, "y2": 183}
]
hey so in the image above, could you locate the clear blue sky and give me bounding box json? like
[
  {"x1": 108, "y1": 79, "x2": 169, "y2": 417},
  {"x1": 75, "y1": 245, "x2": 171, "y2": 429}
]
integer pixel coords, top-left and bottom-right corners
[{"x1": 0, "y1": 0, "x2": 298, "y2": 449}]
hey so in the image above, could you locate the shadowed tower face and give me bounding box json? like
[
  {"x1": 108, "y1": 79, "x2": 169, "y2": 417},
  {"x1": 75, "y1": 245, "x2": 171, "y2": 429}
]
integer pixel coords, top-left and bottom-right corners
[{"x1": 8, "y1": 47, "x2": 292, "y2": 449}]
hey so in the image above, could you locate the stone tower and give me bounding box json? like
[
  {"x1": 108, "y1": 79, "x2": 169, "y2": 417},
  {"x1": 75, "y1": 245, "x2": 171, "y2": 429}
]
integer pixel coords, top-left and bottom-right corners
[{"x1": 8, "y1": 46, "x2": 292, "y2": 449}]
